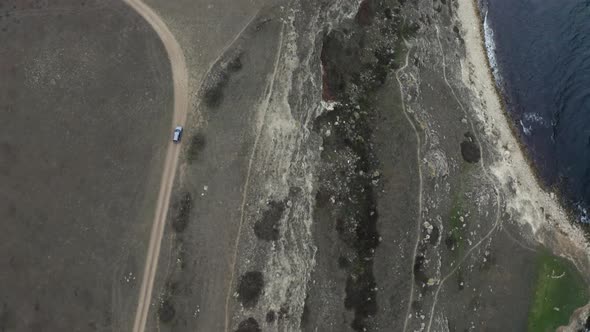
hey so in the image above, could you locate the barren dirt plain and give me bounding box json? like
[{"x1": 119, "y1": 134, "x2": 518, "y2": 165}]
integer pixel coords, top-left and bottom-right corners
[{"x1": 0, "y1": 0, "x2": 172, "y2": 330}]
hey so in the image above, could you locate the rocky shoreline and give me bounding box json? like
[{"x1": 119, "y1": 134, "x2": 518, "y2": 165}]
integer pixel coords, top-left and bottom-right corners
[
  {"x1": 305, "y1": 0, "x2": 590, "y2": 330},
  {"x1": 459, "y1": 0, "x2": 590, "y2": 329}
]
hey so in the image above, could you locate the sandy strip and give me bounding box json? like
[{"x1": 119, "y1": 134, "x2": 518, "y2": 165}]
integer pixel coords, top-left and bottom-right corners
[{"x1": 457, "y1": 0, "x2": 590, "y2": 276}]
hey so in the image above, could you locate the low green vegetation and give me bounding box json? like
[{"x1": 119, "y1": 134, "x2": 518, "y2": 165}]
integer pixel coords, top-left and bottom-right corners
[
  {"x1": 527, "y1": 251, "x2": 589, "y2": 332},
  {"x1": 447, "y1": 204, "x2": 464, "y2": 250},
  {"x1": 445, "y1": 171, "x2": 469, "y2": 255},
  {"x1": 446, "y1": 163, "x2": 478, "y2": 254}
]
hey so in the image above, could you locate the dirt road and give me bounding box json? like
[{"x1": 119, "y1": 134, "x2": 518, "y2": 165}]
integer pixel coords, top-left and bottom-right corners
[{"x1": 120, "y1": 1, "x2": 189, "y2": 331}]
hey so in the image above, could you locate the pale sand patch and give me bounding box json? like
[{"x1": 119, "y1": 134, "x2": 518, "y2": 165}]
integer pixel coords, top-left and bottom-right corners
[{"x1": 457, "y1": 0, "x2": 590, "y2": 277}]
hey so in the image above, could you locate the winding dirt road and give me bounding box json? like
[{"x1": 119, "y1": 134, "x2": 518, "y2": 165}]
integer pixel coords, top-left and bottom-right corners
[{"x1": 120, "y1": 1, "x2": 189, "y2": 331}]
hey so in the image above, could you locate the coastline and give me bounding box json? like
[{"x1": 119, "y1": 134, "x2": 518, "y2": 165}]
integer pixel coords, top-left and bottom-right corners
[
  {"x1": 481, "y1": 0, "x2": 590, "y2": 228},
  {"x1": 457, "y1": 0, "x2": 590, "y2": 279}
]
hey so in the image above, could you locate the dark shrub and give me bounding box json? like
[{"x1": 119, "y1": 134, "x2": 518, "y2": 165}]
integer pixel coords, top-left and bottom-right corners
[{"x1": 237, "y1": 271, "x2": 264, "y2": 308}]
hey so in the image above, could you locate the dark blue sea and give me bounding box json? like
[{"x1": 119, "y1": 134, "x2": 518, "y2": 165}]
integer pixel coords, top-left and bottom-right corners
[{"x1": 482, "y1": 0, "x2": 590, "y2": 223}]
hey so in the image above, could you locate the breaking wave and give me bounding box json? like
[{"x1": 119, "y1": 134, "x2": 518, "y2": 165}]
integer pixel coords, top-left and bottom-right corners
[{"x1": 483, "y1": 10, "x2": 502, "y2": 86}]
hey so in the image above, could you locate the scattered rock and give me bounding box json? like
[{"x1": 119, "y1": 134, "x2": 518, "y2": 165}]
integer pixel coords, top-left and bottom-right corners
[{"x1": 423, "y1": 221, "x2": 433, "y2": 234}]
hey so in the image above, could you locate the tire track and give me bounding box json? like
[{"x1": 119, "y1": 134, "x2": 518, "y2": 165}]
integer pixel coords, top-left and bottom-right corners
[
  {"x1": 120, "y1": 1, "x2": 189, "y2": 332},
  {"x1": 396, "y1": 40, "x2": 426, "y2": 332}
]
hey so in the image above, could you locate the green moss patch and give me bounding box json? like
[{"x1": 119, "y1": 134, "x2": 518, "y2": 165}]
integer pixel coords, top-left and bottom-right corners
[
  {"x1": 527, "y1": 252, "x2": 589, "y2": 332},
  {"x1": 444, "y1": 188, "x2": 466, "y2": 255}
]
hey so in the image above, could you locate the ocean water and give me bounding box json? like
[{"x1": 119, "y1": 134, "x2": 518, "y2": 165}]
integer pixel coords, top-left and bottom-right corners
[{"x1": 483, "y1": 0, "x2": 590, "y2": 223}]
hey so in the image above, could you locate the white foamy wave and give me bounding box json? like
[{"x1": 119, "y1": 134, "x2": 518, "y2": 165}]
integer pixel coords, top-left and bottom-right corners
[
  {"x1": 520, "y1": 112, "x2": 548, "y2": 135},
  {"x1": 575, "y1": 203, "x2": 590, "y2": 224},
  {"x1": 459, "y1": 0, "x2": 590, "y2": 277},
  {"x1": 520, "y1": 120, "x2": 533, "y2": 136},
  {"x1": 483, "y1": 11, "x2": 503, "y2": 86},
  {"x1": 523, "y1": 112, "x2": 545, "y2": 124}
]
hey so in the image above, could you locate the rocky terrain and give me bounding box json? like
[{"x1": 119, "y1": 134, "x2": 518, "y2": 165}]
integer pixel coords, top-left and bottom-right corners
[{"x1": 146, "y1": 0, "x2": 590, "y2": 331}]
